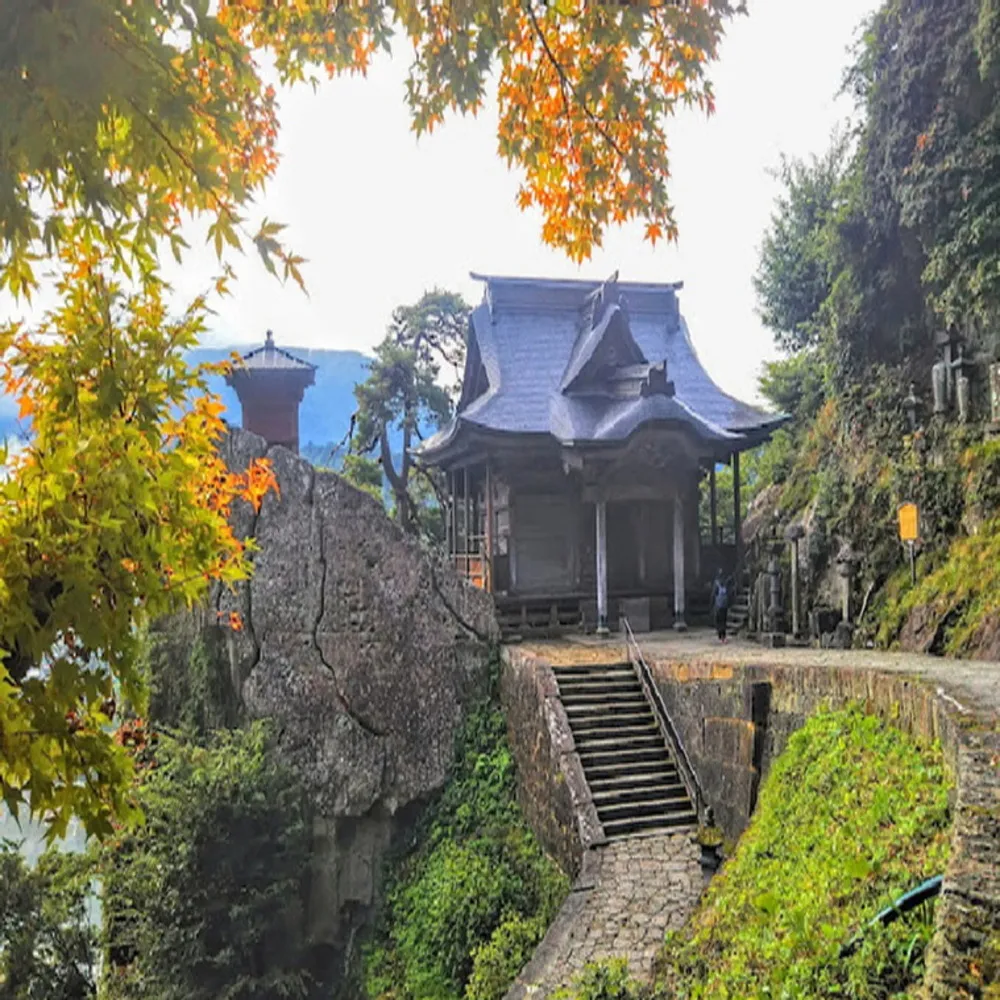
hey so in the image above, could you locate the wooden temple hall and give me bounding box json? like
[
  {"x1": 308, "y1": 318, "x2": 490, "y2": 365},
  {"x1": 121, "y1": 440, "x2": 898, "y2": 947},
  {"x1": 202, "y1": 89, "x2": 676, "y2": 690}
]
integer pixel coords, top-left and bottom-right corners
[{"x1": 418, "y1": 273, "x2": 785, "y2": 635}]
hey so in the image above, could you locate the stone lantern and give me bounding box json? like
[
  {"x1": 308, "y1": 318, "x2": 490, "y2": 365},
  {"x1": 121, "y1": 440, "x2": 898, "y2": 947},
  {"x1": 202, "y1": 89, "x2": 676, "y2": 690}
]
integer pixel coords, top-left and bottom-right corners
[
  {"x1": 761, "y1": 530, "x2": 786, "y2": 647},
  {"x1": 785, "y1": 522, "x2": 806, "y2": 638},
  {"x1": 990, "y1": 361, "x2": 1000, "y2": 430},
  {"x1": 835, "y1": 542, "x2": 858, "y2": 625}
]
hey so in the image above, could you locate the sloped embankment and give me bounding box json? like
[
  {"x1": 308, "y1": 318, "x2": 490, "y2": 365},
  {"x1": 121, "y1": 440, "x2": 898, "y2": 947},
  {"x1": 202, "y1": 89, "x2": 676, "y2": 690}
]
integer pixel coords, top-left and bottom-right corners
[{"x1": 655, "y1": 707, "x2": 952, "y2": 999}]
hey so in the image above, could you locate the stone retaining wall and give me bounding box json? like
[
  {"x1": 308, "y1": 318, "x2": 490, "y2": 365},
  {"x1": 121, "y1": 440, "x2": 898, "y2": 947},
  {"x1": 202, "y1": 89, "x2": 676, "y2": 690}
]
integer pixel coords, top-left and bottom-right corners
[
  {"x1": 646, "y1": 655, "x2": 998, "y2": 1000},
  {"x1": 499, "y1": 648, "x2": 604, "y2": 876}
]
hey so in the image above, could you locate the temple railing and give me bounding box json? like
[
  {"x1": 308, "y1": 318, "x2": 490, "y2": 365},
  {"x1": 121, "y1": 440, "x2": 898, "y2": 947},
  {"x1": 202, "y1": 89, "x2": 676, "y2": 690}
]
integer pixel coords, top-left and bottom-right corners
[{"x1": 621, "y1": 616, "x2": 708, "y2": 826}]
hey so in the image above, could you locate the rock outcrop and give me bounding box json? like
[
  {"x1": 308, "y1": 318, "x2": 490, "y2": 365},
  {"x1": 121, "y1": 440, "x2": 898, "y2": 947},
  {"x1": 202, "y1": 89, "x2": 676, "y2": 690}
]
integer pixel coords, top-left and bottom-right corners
[{"x1": 207, "y1": 429, "x2": 496, "y2": 975}]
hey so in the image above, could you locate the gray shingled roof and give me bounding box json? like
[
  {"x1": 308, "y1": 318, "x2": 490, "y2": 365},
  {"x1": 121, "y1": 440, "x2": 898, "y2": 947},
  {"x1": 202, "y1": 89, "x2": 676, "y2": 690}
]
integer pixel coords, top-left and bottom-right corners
[
  {"x1": 236, "y1": 331, "x2": 317, "y2": 373},
  {"x1": 420, "y1": 274, "x2": 784, "y2": 460}
]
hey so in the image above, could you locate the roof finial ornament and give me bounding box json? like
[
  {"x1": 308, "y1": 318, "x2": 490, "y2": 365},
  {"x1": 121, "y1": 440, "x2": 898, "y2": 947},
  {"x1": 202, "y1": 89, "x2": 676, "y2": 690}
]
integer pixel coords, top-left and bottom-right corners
[{"x1": 265, "y1": 329, "x2": 275, "y2": 347}]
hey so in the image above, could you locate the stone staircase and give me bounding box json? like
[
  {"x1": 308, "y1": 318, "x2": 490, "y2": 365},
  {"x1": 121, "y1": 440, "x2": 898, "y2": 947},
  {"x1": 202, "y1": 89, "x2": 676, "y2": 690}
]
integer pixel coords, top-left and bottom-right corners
[
  {"x1": 554, "y1": 663, "x2": 697, "y2": 839},
  {"x1": 726, "y1": 585, "x2": 752, "y2": 637}
]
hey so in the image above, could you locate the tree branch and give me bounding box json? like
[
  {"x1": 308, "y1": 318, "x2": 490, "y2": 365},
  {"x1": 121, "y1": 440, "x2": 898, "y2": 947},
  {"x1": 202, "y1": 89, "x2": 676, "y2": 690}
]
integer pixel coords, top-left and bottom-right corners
[{"x1": 524, "y1": 3, "x2": 627, "y2": 162}]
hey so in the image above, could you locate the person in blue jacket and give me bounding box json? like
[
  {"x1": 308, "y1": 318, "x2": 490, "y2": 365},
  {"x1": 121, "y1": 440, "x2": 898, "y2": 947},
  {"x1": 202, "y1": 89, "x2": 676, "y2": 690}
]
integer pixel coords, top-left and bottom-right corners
[{"x1": 711, "y1": 570, "x2": 730, "y2": 643}]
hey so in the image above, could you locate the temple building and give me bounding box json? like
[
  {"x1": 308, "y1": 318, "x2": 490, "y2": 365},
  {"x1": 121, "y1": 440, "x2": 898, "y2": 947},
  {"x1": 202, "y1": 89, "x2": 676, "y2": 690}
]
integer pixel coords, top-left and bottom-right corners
[
  {"x1": 225, "y1": 330, "x2": 316, "y2": 454},
  {"x1": 418, "y1": 273, "x2": 785, "y2": 634}
]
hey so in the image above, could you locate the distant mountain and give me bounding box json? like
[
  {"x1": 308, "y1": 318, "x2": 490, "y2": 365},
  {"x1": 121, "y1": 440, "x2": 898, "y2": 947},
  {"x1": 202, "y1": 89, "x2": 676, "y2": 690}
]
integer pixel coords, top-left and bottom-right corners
[{"x1": 0, "y1": 346, "x2": 374, "y2": 466}]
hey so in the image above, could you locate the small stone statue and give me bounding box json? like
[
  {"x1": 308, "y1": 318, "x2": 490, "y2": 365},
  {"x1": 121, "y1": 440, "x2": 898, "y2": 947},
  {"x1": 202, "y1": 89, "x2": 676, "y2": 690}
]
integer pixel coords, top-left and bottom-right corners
[
  {"x1": 931, "y1": 358, "x2": 949, "y2": 416},
  {"x1": 957, "y1": 373, "x2": 971, "y2": 423},
  {"x1": 950, "y1": 345, "x2": 973, "y2": 423},
  {"x1": 990, "y1": 362, "x2": 1000, "y2": 427}
]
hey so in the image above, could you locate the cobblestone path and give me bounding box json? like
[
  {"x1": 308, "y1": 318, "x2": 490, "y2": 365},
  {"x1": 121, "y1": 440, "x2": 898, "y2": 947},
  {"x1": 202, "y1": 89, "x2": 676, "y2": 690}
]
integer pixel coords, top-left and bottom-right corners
[{"x1": 505, "y1": 832, "x2": 703, "y2": 998}]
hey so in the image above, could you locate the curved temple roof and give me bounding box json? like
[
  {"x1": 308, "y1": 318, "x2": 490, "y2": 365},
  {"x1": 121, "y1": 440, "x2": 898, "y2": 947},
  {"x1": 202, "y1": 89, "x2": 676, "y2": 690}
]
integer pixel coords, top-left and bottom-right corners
[{"x1": 419, "y1": 273, "x2": 785, "y2": 464}]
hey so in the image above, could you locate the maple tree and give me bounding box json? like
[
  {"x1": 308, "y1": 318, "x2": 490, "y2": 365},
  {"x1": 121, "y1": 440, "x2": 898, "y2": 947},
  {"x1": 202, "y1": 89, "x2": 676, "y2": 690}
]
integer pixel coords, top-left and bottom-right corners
[
  {"x1": 0, "y1": 246, "x2": 276, "y2": 839},
  {"x1": 0, "y1": 0, "x2": 738, "y2": 837}
]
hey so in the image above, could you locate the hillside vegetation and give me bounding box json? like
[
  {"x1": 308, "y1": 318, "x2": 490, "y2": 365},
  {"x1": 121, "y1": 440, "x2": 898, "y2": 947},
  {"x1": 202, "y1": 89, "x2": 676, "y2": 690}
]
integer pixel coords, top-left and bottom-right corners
[
  {"x1": 655, "y1": 708, "x2": 951, "y2": 999},
  {"x1": 744, "y1": 0, "x2": 1000, "y2": 656},
  {"x1": 363, "y1": 664, "x2": 569, "y2": 1000}
]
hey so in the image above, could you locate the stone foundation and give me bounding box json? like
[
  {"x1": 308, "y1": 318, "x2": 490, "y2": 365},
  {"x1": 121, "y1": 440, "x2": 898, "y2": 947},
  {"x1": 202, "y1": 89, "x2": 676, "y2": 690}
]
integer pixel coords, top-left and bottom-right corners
[{"x1": 499, "y1": 648, "x2": 604, "y2": 876}]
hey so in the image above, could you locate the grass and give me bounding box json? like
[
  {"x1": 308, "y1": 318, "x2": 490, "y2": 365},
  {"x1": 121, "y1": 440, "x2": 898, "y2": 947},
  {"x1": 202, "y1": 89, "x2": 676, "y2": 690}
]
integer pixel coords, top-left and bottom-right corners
[{"x1": 653, "y1": 707, "x2": 952, "y2": 1000}]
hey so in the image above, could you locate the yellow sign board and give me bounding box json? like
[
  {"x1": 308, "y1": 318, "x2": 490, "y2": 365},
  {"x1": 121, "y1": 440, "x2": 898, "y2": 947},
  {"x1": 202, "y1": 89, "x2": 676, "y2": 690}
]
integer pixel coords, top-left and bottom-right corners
[{"x1": 898, "y1": 502, "x2": 920, "y2": 543}]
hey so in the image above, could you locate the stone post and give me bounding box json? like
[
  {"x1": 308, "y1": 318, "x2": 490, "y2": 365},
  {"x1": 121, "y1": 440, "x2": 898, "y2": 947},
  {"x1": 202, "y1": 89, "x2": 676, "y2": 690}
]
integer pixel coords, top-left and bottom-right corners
[
  {"x1": 785, "y1": 523, "x2": 806, "y2": 638},
  {"x1": 836, "y1": 543, "x2": 857, "y2": 624},
  {"x1": 931, "y1": 360, "x2": 949, "y2": 416},
  {"x1": 767, "y1": 548, "x2": 782, "y2": 633},
  {"x1": 760, "y1": 536, "x2": 785, "y2": 648},
  {"x1": 957, "y1": 374, "x2": 971, "y2": 423},
  {"x1": 990, "y1": 362, "x2": 1000, "y2": 429}
]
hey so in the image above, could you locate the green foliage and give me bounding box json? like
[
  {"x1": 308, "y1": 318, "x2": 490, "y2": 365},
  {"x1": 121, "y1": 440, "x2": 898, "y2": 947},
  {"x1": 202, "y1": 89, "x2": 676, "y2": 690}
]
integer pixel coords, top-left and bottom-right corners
[
  {"x1": 754, "y1": 137, "x2": 852, "y2": 353},
  {"x1": 878, "y1": 510, "x2": 1000, "y2": 655},
  {"x1": 655, "y1": 708, "x2": 952, "y2": 1000},
  {"x1": 553, "y1": 959, "x2": 642, "y2": 1000},
  {"x1": 0, "y1": 845, "x2": 97, "y2": 999},
  {"x1": 758, "y1": 350, "x2": 829, "y2": 423},
  {"x1": 363, "y1": 679, "x2": 569, "y2": 1000},
  {"x1": 146, "y1": 622, "x2": 241, "y2": 736},
  {"x1": 353, "y1": 290, "x2": 469, "y2": 539},
  {"x1": 342, "y1": 454, "x2": 387, "y2": 505},
  {"x1": 100, "y1": 723, "x2": 312, "y2": 1000},
  {"x1": 466, "y1": 913, "x2": 546, "y2": 1000}
]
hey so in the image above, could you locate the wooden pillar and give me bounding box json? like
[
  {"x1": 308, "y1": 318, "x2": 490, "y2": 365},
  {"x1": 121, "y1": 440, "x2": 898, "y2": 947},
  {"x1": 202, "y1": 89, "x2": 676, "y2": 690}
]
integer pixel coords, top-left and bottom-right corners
[
  {"x1": 733, "y1": 451, "x2": 742, "y2": 567},
  {"x1": 484, "y1": 463, "x2": 495, "y2": 594},
  {"x1": 463, "y1": 466, "x2": 471, "y2": 581},
  {"x1": 709, "y1": 466, "x2": 718, "y2": 547},
  {"x1": 637, "y1": 503, "x2": 647, "y2": 586},
  {"x1": 595, "y1": 500, "x2": 609, "y2": 636},
  {"x1": 449, "y1": 470, "x2": 457, "y2": 562},
  {"x1": 673, "y1": 494, "x2": 687, "y2": 631}
]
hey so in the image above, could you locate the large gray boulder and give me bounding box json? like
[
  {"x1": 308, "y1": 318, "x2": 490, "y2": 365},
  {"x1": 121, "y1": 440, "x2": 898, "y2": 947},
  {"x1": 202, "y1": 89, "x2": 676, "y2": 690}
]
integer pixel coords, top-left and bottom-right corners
[{"x1": 209, "y1": 429, "x2": 497, "y2": 973}]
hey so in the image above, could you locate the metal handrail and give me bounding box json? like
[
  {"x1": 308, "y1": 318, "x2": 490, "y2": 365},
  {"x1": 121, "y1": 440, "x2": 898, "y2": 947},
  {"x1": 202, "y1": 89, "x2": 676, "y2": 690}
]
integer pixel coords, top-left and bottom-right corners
[{"x1": 621, "y1": 617, "x2": 708, "y2": 825}]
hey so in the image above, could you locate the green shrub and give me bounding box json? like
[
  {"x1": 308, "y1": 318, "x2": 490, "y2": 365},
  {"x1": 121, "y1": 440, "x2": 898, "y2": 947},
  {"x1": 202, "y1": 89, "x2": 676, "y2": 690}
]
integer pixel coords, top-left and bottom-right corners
[
  {"x1": 0, "y1": 845, "x2": 97, "y2": 999},
  {"x1": 363, "y1": 676, "x2": 569, "y2": 1000},
  {"x1": 655, "y1": 707, "x2": 951, "y2": 1000},
  {"x1": 552, "y1": 959, "x2": 642, "y2": 1000},
  {"x1": 101, "y1": 723, "x2": 312, "y2": 1000},
  {"x1": 466, "y1": 913, "x2": 545, "y2": 1000}
]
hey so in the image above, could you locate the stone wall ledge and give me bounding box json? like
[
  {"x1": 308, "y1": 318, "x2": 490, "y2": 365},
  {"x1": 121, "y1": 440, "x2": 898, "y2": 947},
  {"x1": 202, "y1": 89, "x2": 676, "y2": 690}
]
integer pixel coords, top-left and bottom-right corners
[{"x1": 500, "y1": 647, "x2": 606, "y2": 877}]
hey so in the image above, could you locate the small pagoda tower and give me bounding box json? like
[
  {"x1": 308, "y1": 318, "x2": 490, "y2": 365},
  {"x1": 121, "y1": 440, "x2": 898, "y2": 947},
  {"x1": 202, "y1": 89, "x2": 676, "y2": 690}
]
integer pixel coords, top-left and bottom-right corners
[{"x1": 225, "y1": 331, "x2": 316, "y2": 454}]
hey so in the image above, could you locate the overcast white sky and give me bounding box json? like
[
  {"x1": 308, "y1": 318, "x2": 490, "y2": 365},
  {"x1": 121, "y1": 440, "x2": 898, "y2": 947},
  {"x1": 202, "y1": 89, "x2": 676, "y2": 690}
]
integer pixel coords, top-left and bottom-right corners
[{"x1": 57, "y1": 1, "x2": 885, "y2": 405}]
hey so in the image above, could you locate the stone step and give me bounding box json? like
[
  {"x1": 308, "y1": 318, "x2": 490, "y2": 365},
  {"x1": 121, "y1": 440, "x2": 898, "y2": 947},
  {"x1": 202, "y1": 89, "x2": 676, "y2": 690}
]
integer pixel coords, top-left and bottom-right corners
[
  {"x1": 574, "y1": 732, "x2": 664, "y2": 752},
  {"x1": 578, "y1": 745, "x2": 671, "y2": 769},
  {"x1": 586, "y1": 762, "x2": 679, "y2": 786},
  {"x1": 566, "y1": 710, "x2": 655, "y2": 730},
  {"x1": 573, "y1": 721, "x2": 659, "y2": 741},
  {"x1": 561, "y1": 685, "x2": 645, "y2": 700},
  {"x1": 596, "y1": 794, "x2": 694, "y2": 821},
  {"x1": 560, "y1": 691, "x2": 648, "y2": 715},
  {"x1": 555, "y1": 662, "x2": 631, "y2": 674},
  {"x1": 602, "y1": 812, "x2": 698, "y2": 839},
  {"x1": 556, "y1": 677, "x2": 641, "y2": 694},
  {"x1": 555, "y1": 670, "x2": 633, "y2": 684},
  {"x1": 591, "y1": 782, "x2": 688, "y2": 806}
]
